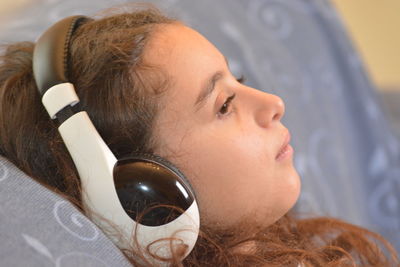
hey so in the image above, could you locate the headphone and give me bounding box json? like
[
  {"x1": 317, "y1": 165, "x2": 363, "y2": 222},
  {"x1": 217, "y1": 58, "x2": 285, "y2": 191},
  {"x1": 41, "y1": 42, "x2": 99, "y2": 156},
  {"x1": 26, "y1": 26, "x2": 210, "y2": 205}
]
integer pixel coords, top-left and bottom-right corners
[{"x1": 32, "y1": 15, "x2": 200, "y2": 263}]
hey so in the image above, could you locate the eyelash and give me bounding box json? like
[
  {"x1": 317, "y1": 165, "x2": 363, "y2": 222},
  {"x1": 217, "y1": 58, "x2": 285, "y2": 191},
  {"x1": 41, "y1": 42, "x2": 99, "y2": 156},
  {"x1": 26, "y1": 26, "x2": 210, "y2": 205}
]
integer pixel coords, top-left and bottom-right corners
[
  {"x1": 217, "y1": 75, "x2": 244, "y2": 118},
  {"x1": 218, "y1": 93, "x2": 236, "y2": 117}
]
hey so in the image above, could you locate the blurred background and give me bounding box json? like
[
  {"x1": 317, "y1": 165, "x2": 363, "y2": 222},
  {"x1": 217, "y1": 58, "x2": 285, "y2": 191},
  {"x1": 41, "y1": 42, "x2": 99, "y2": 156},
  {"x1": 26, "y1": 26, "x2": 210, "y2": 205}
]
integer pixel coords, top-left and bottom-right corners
[
  {"x1": 332, "y1": 0, "x2": 400, "y2": 92},
  {"x1": 331, "y1": 0, "x2": 400, "y2": 137}
]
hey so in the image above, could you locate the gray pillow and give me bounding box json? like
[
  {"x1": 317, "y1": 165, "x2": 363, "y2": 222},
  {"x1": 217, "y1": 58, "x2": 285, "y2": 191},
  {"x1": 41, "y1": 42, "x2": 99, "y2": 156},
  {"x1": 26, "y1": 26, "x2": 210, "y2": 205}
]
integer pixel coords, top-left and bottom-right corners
[{"x1": 0, "y1": 156, "x2": 132, "y2": 267}]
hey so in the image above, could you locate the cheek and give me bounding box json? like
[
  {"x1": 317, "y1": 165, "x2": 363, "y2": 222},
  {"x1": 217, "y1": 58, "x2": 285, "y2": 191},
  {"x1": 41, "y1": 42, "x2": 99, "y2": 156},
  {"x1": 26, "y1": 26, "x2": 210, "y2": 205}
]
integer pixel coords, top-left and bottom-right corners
[{"x1": 175, "y1": 134, "x2": 283, "y2": 226}]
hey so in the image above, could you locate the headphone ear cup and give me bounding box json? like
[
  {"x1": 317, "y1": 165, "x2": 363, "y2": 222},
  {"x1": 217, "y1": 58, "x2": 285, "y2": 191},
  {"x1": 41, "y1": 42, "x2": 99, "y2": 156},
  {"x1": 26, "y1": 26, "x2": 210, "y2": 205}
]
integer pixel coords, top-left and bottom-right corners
[{"x1": 113, "y1": 153, "x2": 197, "y2": 226}]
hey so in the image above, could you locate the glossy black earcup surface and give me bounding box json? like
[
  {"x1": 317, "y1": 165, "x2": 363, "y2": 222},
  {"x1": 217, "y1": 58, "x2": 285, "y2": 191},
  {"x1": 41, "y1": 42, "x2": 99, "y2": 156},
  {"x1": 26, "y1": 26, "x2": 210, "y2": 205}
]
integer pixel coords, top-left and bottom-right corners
[{"x1": 114, "y1": 155, "x2": 196, "y2": 226}]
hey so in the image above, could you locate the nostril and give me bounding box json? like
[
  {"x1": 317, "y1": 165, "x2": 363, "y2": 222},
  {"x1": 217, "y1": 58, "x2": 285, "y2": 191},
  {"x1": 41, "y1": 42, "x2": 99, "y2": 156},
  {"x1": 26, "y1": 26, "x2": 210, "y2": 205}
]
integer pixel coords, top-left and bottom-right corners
[{"x1": 272, "y1": 113, "x2": 281, "y2": 121}]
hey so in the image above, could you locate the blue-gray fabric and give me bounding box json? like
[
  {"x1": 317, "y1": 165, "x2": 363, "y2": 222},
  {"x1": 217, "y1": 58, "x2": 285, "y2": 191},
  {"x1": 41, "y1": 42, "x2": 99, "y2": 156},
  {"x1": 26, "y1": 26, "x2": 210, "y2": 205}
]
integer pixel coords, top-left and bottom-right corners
[
  {"x1": 0, "y1": 156, "x2": 132, "y2": 267},
  {"x1": 0, "y1": 0, "x2": 399, "y2": 265}
]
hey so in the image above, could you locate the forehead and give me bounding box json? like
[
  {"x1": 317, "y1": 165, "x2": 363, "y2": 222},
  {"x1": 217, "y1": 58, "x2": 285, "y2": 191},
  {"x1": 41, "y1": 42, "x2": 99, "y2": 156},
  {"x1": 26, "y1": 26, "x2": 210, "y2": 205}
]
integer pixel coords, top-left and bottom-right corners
[{"x1": 144, "y1": 24, "x2": 225, "y2": 84}]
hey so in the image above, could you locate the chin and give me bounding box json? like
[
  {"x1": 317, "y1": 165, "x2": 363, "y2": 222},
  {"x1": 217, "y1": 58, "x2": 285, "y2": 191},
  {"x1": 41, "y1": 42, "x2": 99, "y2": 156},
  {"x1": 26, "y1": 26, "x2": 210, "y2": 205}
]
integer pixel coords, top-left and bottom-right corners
[
  {"x1": 283, "y1": 172, "x2": 302, "y2": 217},
  {"x1": 274, "y1": 170, "x2": 301, "y2": 221},
  {"x1": 291, "y1": 169, "x2": 302, "y2": 202}
]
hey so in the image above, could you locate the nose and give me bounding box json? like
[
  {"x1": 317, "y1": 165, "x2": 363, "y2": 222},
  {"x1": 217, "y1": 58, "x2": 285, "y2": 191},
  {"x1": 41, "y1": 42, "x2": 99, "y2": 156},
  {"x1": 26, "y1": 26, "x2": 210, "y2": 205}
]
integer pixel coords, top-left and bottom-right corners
[{"x1": 253, "y1": 90, "x2": 285, "y2": 128}]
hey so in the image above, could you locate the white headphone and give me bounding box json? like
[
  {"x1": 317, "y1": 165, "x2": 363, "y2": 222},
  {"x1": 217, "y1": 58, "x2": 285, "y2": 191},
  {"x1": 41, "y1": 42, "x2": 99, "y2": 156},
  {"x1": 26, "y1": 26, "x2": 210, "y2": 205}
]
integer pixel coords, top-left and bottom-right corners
[{"x1": 32, "y1": 15, "x2": 200, "y2": 264}]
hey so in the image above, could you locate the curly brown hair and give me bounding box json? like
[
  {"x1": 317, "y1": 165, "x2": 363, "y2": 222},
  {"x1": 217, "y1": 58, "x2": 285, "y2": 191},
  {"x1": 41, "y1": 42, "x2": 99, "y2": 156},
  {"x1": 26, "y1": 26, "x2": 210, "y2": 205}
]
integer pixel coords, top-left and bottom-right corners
[{"x1": 0, "y1": 5, "x2": 398, "y2": 266}]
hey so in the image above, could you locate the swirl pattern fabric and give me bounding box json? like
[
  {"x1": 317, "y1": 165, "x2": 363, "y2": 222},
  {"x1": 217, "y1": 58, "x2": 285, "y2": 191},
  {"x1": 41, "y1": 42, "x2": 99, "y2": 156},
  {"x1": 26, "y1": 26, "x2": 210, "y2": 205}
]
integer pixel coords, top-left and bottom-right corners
[
  {"x1": 0, "y1": 156, "x2": 132, "y2": 267},
  {"x1": 0, "y1": 0, "x2": 399, "y2": 264}
]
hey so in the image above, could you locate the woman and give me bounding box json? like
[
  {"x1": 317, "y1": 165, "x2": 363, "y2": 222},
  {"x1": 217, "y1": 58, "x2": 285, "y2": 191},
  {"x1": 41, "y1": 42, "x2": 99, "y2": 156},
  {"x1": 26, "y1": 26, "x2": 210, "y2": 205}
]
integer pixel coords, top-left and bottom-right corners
[{"x1": 0, "y1": 5, "x2": 397, "y2": 266}]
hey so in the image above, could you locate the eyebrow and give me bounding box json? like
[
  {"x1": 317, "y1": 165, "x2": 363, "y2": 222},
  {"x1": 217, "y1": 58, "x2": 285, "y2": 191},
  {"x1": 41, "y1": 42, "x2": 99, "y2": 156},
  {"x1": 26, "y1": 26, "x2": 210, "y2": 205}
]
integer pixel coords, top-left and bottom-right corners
[{"x1": 194, "y1": 57, "x2": 229, "y2": 111}]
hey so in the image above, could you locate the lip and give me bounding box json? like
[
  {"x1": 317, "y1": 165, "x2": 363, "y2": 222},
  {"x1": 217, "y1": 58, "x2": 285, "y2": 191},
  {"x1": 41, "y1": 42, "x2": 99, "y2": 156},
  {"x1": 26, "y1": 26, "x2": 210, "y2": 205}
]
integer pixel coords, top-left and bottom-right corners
[{"x1": 275, "y1": 130, "x2": 293, "y2": 161}]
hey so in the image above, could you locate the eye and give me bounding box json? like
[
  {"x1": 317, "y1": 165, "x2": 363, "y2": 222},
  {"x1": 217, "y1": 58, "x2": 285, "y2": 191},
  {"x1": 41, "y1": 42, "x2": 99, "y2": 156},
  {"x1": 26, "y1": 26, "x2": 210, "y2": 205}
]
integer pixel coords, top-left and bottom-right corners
[
  {"x1": 216, "y1": 75, "x2": 243, "y2": 118},
  {"x1": 218, "y1": 93, "x2": 236, "y2": 117}
]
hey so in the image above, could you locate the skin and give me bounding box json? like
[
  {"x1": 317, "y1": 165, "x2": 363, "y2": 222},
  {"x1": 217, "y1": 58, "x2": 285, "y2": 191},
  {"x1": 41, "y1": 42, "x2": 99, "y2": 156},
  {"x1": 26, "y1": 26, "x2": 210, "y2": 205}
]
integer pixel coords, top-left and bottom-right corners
[{"x1": 144, "y1": 23, "x2": 301, "y2": 230}]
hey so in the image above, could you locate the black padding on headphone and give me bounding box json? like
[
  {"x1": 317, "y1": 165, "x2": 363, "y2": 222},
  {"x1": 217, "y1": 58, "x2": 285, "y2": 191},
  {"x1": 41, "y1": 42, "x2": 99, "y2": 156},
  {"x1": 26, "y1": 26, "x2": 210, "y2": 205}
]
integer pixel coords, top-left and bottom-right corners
[
  {"x1": 33, "y1": 16, "x2": 91, "y2": 96},
  {"x1": 55, "y1": 103, "x2": 83, "y2": 125}
]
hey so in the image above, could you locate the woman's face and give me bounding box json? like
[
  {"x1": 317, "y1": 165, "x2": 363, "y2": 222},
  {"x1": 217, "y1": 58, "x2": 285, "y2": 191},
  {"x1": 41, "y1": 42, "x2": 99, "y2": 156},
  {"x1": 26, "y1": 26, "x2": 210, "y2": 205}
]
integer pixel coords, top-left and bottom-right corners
[{"x1": 145, "y1": 24, "x2": 301, "y2": 229}]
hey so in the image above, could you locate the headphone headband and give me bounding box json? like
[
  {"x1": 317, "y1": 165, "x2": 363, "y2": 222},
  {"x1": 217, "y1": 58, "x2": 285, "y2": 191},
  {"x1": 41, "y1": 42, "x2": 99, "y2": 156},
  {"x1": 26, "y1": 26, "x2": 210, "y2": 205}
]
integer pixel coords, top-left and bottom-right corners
[{"x1": 33, "y1": 16, "x2": 90, "y2": 96}]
